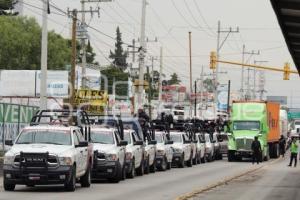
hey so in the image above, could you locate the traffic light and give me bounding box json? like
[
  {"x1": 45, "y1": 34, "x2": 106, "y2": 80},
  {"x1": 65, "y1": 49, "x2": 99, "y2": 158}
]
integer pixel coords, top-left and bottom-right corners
[
  {"x1": 283, "y1": 62, "x2": 290, "y2": 80},
  {"x1": 210, "y1": 51, "x2": 217, "y2": 70}
]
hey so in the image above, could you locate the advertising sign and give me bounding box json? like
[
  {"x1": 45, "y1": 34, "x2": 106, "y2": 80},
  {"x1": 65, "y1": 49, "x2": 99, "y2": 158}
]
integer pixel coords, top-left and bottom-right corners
[{"x1": 217, "y1": 84, "x2": 229, "y2": 112}]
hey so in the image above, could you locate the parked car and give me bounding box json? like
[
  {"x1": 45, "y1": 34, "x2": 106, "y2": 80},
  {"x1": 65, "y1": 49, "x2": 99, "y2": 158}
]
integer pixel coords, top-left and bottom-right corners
[
  {"x1": 3, "y1": 125, "x2": 92, "y2": 191},
  {"x1": 195, "y1": 133, "x2": 206, "y2": 163},
  {"x1": 91, "y1": 126, "x2": 127, "y2": 183},
  {"x1": 170, "y1": 131, "x2": 193, "y2": 168},
  {"x1": 123, "y1": 129, "x2": 145, "y2": 178},
  {"x1": 155, "y1": 131, "x2": 174, "y2": 171}
]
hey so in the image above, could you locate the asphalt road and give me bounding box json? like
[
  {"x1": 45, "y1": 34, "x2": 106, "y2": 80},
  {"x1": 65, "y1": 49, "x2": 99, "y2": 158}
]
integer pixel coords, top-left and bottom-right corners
[
  {"x1": 194, "y1": 158, "x2": 299, "y2": 200},
  {"x1": 0, "y1": 160, "x2": 263, "y2": 200}
]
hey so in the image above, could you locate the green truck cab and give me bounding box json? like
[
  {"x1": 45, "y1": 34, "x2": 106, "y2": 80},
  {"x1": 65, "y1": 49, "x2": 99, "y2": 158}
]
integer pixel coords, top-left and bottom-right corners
[{"x1": 227, "y1": 101, "x2": 280, "y2": 162}]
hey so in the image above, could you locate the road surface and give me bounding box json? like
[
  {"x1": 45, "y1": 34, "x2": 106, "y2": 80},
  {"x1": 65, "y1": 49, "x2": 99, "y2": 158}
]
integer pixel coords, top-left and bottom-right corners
[
  {"x1": 194, "y1": 158, "x2": 299, "y2": 200},
  {"x1": 0, "y1": 160, "x2": 263, "y2": 200}
]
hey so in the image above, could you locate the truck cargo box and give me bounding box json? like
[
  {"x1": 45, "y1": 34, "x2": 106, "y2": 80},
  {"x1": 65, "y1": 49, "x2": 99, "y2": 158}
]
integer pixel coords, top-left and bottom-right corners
[{"x1": 266, "y1": 102, "x2": 280, "y2": 143}]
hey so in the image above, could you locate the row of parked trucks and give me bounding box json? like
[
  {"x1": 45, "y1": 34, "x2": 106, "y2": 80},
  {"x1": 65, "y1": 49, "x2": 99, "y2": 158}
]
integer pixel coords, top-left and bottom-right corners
[{"x1": 3, "y1": 109, "x2": 226, "y2": 191}]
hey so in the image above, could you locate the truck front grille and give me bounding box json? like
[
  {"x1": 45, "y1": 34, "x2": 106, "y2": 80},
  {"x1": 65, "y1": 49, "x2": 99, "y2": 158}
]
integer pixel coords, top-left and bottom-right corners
[{"x1": 236, "y1": 138, "x2": 253, "y2": 151}]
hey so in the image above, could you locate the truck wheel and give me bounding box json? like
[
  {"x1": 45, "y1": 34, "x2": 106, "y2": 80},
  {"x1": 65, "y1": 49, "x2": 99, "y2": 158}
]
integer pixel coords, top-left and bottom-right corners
[
  {"x1": 121, "y1": 164, "x2": 126, "y2": 181},
  {"x1": 193, "y1": 153, "x2": 197, "y2": 165},
  {"x1": 127, "y1": 160, "x2": 135, "y2": 179},
  {"x1": 167, "y1": 161, "x2": 172, "y2": 170},
  {"x1": 186, "y1": 154, "x2": 193, "y2": 167},
  {"x1": 201, "y1": 156, "x2": 206, "y2": 164},
  {"x1": 136, "y1": 158, "x2": 144, "y2": 176},
  {"x1": 80, "y1": 165, "x2": 91, "y2": 187},
  {"x1": 144, "y1": 156, "x2": 150, "y2": 174},
  {"x1": 4, "y1": 179, "x2": 15, "y2": 191},
  {"x1": 228, "y1": 151, "x2": 235, "y2": 162},
  {"x1": 178, "y1": 154, "x2": 185, "y2": 168},
  {"x1": 109, "y1": 162, "x2": 122, "y2": 183},
  {"x1": 65, "y1": 166, "x2": 76, "y2": 192},
  {"x1": 149, "y1": 159, "x2": 156, "y2": 173}
]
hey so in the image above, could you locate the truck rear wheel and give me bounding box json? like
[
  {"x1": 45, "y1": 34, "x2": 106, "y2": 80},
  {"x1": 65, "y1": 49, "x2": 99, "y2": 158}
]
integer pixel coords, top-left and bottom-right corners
[{"x1": 228, "y1": 150, "x2": 235, "y2": 162}]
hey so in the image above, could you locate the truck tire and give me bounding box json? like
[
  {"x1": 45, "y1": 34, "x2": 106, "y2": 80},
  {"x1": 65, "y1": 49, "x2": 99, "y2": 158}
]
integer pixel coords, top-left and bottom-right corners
[
  {"x1": 136, "y1": 158, "x2": 144, "y2": 176},
  {"x1": 228, "y1": 151, "x2": 235, "y2": 162},
  {"x1": 65, "y1": 166, "x2": 76, "y2": 192},
  {"x1": 159, "y1": 156, "x2": 167, "y2": 171},
  {"x1": 4, "y1": 179, "x2": 15, "y2": 191},
  {"x1": 186, "y1": 153, "x2": 193, "y2": 167},
  {"x1": 80, "y1": 165, "x2": 91, "y2": 187},
  {"x1": 109, "y1": 162, "x2": 122, "y2": 183},
  {"x1": 193, "y1": 153, "x2": 198, "y2": 165},
  {"x1": 201, "y1": 156, "x2": 206, "y2": 164},
  {"x1": 167, "y1": 161, "x2": 172, "y2": 170},
  {"x1": 127, "y1": 159, "x2": 135, "y2": 179},
  {"x1": 177, "y1": 154, "x2": 185, "y2": 168},
  {"x1": 149, "y1": 159, "x2": 156, "y2": 173},
  {"x1": 144, "y1": 156, "x2": 150, "y2": 174}
]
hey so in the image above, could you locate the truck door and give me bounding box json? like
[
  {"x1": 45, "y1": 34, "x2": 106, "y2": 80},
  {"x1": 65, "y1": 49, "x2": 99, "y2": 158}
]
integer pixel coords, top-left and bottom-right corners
[{"x1": 75, "y1": 130, "x2": 88, "y2": 174}]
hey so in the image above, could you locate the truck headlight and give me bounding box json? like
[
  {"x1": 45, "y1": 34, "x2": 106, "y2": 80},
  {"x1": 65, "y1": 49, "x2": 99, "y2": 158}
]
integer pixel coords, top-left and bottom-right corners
[
  {"x1": 4, "y1": 156, "x2": 14, "y2": 165},
  {"x1": 106, "y1": 154, "x2": 118, "y2": 161},
  {"x1": 125, "y1": 152, "x2": 132, "y2": 160},
  {"x1": 173, "y1": 148, "x2": 183, "y2": 153},
  {"x1": 59, "y1": 157, "x2": 73, "y2": 166},
  {"x1": 157, "y1": 150, "x2": 165, "y2": 156}
]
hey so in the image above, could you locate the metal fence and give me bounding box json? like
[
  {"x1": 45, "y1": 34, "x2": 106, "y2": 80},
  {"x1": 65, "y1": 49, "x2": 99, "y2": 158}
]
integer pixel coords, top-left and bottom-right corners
[{"x1": 0, "y1": 103, "x2": 38, "y2": 151}]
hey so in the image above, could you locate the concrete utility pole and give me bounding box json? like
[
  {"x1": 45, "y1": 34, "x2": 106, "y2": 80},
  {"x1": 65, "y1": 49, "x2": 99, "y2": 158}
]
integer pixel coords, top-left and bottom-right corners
[
  {"x1": 215, "y1": 20, "x2": 239, "y2": 115},
  {"x1": 189, "y1": 32, "x2": 192, "y2": 94},
  {"x1": 158, "y1": 47, "x2": 163, "y2": 102},
  {"x1": 244, "y1": 50, "x2": 260, "y2": 100},
  {"x1": 40, "y1": 0, "x2": 49, "y2": 110},
  {"x1": 137, "y1": 0, "x2": 147, "y2": 111},
  {"x1": 69, "y1": 9, "x2": 78, "y2": 107},
  {"x1": 77, "y1": 0, "x2": 111, "y2": 89},
  {"x1": 254, "y1": 60, "x2": 268, "y2": 100}
]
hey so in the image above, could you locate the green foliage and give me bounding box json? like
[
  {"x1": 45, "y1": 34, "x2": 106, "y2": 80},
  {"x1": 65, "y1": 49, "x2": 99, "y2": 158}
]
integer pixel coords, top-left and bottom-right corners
[
  {"x1": 109, "y1": 27, "x2": 128, "y2": 71},
  {"x1": 203, "y1": 78, "x2": 214, "y2": 92},
  {"x1": 168, "y1": 73, "x2": 181, "y2": 85},
  {"x1": 0, "y1": 16, "x2": 72, "y2": 70},
  {"x1": 100, "y1": 66, "x2": 129, "y2": 99},
  {"x1": 0, "y1": 0, "x2": 17, "y2": 15}
]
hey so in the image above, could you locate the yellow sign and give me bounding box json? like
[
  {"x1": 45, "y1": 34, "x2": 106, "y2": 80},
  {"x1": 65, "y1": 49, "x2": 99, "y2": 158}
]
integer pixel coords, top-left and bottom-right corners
[{"x1": 74, "y1": 89, "x2": 108, "y2": 113}]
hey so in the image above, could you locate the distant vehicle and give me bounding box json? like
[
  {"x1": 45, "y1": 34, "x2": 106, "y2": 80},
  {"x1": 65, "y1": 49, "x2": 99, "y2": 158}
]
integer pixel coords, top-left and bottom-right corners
[
  {"x1": 155, "y1": 131, "x2": 174, "y2": 171},
  {"x1": 170, "y1": 131, "x2": 193, "y2": 168},
  {"x1": 218, "y1": 132, "x2": 229, "y2": 156},
  {"x1": 123, "y1": 129, "x2": 145, "y2": 178},
  {"x1": 195, "y1": 133, "x2": 206, "y2": 163},
  {"x1": 227, "y1": 101, "x2": 281, "y2": 162},
  {"x1": 280, "y1": 109, "x2": 288, "y2": 137},
  {"x1": 91, "y1": 126, "x2": 127, "y2": 183},
  {"x1": 3, "y1": 111, "x2": 93, "y2": 192},
  {"x1": 204, "y1": 133, "x2": 215, "y2": 162}
]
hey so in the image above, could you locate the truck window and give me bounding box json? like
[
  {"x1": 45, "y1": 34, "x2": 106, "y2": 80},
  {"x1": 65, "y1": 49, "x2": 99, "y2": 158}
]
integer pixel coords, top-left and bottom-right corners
[
  {"x1": 123, "y1": 132, "x2": 132, "y2": 144},
  {"x1": 170, "y1": 134, "x2": 183, "y2": 143},
  {"x1": 156, "y1": 134, "x2": 164, "y2": 143},
  {"x1": 233, "y1": 121, "x2": 260, "y2": 131}
]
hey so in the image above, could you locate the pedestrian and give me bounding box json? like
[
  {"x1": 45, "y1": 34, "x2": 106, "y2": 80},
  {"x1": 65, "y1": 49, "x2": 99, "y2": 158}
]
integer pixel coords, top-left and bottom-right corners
[
  {"x1": 279, "y1": 135, "x2": 286, "y2": 158},
  {"x1": 251, "y1": 136, "x2": 262, "y2": 164},
  {"x1": 288, "y1": 137, "x2": 298, "y2": 167}
]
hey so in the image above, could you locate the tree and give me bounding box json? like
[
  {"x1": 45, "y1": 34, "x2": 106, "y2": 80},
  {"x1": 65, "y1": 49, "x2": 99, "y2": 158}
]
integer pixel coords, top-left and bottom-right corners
[
  {"x1": 168, "y1": 73, "x2": 181, "y2": 85},
  {"x1": 100, "y1": 66, "x2": 129, "y2": 99},
  {"x1": 203, "y1": 78, "x2": 214, "y2": 93},
  {"x1": 109, "y1": 27, "x2": 128, "y2": 71},
  {"x1": 0, "y1": 0, "x2": 18, "y2": 15},
  {"x1": 0, "y1": 16, "x2": 73, "y2": 70}
]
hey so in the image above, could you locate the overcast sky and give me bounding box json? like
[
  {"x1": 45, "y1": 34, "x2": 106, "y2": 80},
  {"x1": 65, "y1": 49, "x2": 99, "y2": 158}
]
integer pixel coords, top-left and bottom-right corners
[{"x1": 20, "y1": 0, "x2": 300, "y2": 107}]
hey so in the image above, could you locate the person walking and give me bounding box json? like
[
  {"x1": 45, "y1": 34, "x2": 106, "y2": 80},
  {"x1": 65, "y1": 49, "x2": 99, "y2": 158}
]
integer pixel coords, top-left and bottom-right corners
[
  {"x1": 288, "y1": 137, "x2": 298, "y2": 167},
  {"x1": 279, "y1": 135, "x2": 286, "y2": 158},
  {"x1": 251, "y1": 136, "x2": 262, "y2": 164}
]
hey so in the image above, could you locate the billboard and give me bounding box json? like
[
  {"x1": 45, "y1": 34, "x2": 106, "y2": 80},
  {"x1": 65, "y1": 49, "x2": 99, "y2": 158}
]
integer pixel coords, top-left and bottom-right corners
[{"x1": 217, "y1": 84, "x2": 229, "y2": 112}]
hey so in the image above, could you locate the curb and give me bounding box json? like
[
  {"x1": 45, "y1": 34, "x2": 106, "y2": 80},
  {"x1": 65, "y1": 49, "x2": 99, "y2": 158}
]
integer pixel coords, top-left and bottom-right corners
[{"x1": 175, "y1": 158, "x2": 282, "y2": 200}]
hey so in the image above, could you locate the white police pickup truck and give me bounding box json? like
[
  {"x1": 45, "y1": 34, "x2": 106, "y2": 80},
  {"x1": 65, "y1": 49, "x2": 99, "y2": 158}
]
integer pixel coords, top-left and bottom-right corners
[
  {"x1": 91, "y1": 126, "x2": 127, "y2": 183},
  {"x1": 123, "y1": 129, "x2": 145, "y2": 178},
  {"x1": 3, "y1": 125, "x2": 93, "y2": 192},
  {"x1": 155, "y1": 131, "x2": 174, "y2": 171},
  {"x1": 170, "y1": 131, "x2": 193, "y2": 168}
]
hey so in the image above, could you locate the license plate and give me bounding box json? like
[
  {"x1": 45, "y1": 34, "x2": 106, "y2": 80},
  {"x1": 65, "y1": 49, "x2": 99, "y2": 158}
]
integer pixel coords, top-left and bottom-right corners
[
  {"x1": 29, "y1": 176, "x2": 40, "y2": 180},
  {"x1": 175, "y1": 158, "x2": 179, "y2": 161},
  {"x1": 157, "y1": 160, "x2": 161, "y2": 164}
]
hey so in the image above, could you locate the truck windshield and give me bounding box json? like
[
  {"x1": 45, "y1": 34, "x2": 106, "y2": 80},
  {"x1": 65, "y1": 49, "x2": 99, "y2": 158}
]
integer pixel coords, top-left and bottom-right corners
[
  {"x1": 91, "y1": 131, "x2": 114, "y2": 144},
  {"x1": 170, "y1": 134, "x2": 182, "y2": 143},
  {"x1": 16, "y1": 130, "x2": 71, "y2": 145},
  {"x1": 155, "y1": 134, "x2": 164, "y2": 143},
  {"x1": 233, "y1": 121, "x2": 260, "y2": 131}
]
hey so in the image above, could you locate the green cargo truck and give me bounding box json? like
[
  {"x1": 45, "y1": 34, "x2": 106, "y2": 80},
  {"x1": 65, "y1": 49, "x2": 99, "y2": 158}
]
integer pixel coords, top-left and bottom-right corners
[{"x1": 227, "y1": 101, "x2": 280, "y2": 162}]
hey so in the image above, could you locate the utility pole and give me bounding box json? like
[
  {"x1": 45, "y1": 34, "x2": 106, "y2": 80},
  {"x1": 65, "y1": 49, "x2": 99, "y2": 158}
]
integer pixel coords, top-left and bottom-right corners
[
  {"x1": 189, "y1": 32, "x2": 193, "y2": 118},
  {"x1": 245, "y1": 50, "x2": 260, "y2": 100},
  {"x1": 215, "y1": 20, "x2": 239, "y2": 115},
  {"x1": 137, "y1": 0, "x2": 147, "y2": 112},
  {"x1": 194, "y1": 80, "x2": 197, "y2": 117},
  {"x1": 147, "y1": 66, "x2": 152, "y2": 120},
  {"x1": 240, "y1": 44, "x2": 245, "y2": 99},
  {"x1": 254, "y1": 60, "x2": 268, "y2": 100},
  {"x1": 132, "y1": 39, "x2": 136, "y2": 63},
  {"x1": 199, "y1": 66, "x2": 204, "y2": 118},
  {"x1": 77, "y1": 0, "x2": 111, "y2": 88},
  {"x1": 40, "y1": 0, "x2": 48, "y2": 110},
  {"x1": 158, "y1": 47, "x2": 163, "y2": 102},
  {"x1": 69, "y1": 9, "x2": 78, "y2": 107}
]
